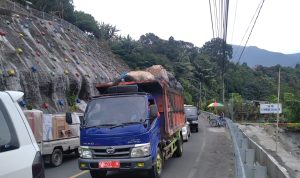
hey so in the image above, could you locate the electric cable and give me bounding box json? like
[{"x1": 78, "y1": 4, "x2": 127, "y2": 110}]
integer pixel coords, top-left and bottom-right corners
[{"x1": 237, "y1": 0, "x2": 265, "y2": 64}]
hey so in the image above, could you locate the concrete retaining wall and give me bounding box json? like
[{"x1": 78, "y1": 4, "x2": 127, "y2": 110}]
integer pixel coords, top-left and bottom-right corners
[{"x1": 247, "y1": 135, "x2": 290, "y2": 178}]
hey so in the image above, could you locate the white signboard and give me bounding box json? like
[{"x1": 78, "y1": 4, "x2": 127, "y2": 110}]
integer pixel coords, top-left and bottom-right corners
[{"x1": 260, "y1": 104, "x2": 282, "y2": 114}]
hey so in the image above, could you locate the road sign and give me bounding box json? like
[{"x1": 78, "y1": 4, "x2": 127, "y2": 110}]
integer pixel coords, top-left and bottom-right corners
[{"x1": 260, "y1": 104, "x2": 282, "y2": 114}]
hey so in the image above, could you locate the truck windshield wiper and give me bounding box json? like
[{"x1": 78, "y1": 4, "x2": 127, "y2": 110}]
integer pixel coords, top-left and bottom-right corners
[
  {"x1": 109, "y1": 121, "x2": 144, "y2": 129},
  {"x1": 83, "y1": 123, "x2": 117, "y2": 129}
]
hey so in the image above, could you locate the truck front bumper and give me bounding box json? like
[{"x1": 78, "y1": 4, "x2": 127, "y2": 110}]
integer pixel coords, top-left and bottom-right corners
[{"x1": 78, "y1": 156, "x2": 153, "y2": 170}]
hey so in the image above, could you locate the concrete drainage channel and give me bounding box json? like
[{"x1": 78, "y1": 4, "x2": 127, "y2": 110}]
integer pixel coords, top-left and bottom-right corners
[{"x1": 226, "y1": 119, "x2": 290, "y2": 178}]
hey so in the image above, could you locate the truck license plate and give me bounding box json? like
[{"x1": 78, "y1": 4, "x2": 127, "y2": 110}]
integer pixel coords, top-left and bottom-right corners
[{"x1": 99, "y1": 161, "x2": 120, "y2": 168}]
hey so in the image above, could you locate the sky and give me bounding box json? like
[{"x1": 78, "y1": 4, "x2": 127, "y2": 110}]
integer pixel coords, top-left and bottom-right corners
[{"x1": 73, "y1": 0, "x2": 300, "y2": 54}]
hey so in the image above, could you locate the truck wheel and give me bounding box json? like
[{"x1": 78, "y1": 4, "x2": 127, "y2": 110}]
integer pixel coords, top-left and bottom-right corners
[
  {"x1": 90, "y1": 170, "x2": 107, "y2": 178},
  {"x1": 148, "y1": 148, "x2": 163, "y2": 178},
  {"x1": 174, "y1": 136, "x2": 183, "y2": 157},
  {"x1": 50, "y1": 148, "x2": 63, "y2": 167},
  {"x1": 195, "y1": 127, "x2": 199, "y2": 132},
  {"x1": 74, "y1": 148, "x2": 80, "y2": 157}
]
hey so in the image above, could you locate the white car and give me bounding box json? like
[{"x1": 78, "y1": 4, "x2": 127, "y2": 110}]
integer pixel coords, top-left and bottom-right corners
[
  {"x1": 0, "y1": 91, "x2": 45, "y2": 178},
  {"x1": 182, "y1": 122, "x2": 191, "y2": 142}
]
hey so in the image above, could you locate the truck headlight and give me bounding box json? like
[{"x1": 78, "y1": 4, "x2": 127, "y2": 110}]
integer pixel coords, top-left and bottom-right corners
[
  {"x1": 131, "y1": 143, "x2": 151, "y2": 158},
  {"x1": 79, "y1": 146, "x2": 92, "y2": 159},
  {"x1": 192, "y1": 120, "x2": 198, "y2": 124}
]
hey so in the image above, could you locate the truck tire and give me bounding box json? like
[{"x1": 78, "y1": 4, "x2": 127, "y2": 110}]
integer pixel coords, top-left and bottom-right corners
[
  {"x1": 195, "y1": 127, "x2": 199, "y2": 132},
  {"x1": 148, "y1": 148, "x2": 163, "y2": 178},
  {"x1": 90, "y1": 170, "x2": 107, "y2": 178},
  {"x1": 50, "y1": 148, "x2": 63, "y2": 167},
  {"x1": 174, "y1": 136, "x2": 183, "y2": 157},
  {"x1": 74, "y1": 148, "x2": 80, "y2": 157}
]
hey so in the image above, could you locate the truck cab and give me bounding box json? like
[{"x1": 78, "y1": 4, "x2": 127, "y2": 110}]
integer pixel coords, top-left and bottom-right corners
[{"x1": 78, "y1": 81, "x2": 185, "y2": 178}]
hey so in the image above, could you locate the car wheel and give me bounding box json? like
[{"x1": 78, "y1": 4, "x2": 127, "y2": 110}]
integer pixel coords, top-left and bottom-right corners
[{"x1": 50, "y1": 148, "x2": 63, "y2": 167}]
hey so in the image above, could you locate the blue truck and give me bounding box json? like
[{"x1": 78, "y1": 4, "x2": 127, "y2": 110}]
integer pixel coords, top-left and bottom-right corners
[{"x1": 78, "y1": 79, "x2": 185, "y2": 178}]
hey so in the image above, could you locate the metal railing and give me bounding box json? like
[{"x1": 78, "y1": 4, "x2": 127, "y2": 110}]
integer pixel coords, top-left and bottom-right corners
[
  {"x1": 202, "y1": 111, "x2": 269, "y2": 178},
  {"x1": 202, "y1": 110, "x2": 291, "y2": 178},
  {"x1": 226, "y1": 118, "x2": 291, "y2": 178}
]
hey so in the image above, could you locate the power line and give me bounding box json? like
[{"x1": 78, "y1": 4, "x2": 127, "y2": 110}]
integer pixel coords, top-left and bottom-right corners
[
  {"x1": 209, "y1": 0, "x2": 215, "y2": 38},
  {"x1": 234, "y1": 0, "x2": 264, "y2": 60},
  {"x1": 213, "y1": 0, "x2": 219, "y2": 37},
  {"x1": 237, "y1": 0, "x2": 265, "y2": 64},
  {"x1": 230, "y1": 0, "x2": 239, "y2": 44},
  {"x1": 209, "y1": 0, "x2": 229, "y2": 40}
]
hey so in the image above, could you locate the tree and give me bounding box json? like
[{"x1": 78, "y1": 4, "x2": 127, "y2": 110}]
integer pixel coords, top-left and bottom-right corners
[
  {"x1": 200, "y1": 38, "x2": 232, "y2": 68},
  {"x1": 73, "y1": 11, "x2": 99, "y2": 37}
]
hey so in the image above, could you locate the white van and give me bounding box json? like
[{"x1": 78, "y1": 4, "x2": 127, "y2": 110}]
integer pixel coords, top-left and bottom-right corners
[{"x1": 0, "y1": 91, "x2": 45, "y2": 178}]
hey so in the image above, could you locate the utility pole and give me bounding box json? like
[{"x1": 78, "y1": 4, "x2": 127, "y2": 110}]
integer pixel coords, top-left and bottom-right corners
[
  {"x1": 276, "y1": 68, "x2": 281, "y2": 152},
  {"x1": 222, "y1": 77, "x2": 225, "y2": 103},
  {"x1": 231, "y1": 93, "x2": 234, "y2": 121},
  {"x1": 199, "y1": 81, "x2": 202, "y2": 109}
]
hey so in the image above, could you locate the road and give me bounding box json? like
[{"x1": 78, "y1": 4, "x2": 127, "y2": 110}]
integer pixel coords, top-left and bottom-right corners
[{"x1": 45, "y1": 115, "x2": 235, "y2": 178}]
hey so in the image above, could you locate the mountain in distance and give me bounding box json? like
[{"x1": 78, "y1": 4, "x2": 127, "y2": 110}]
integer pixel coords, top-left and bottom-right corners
[{"x1": 231, "y1": 45, "x2": 300, "y2": 67}]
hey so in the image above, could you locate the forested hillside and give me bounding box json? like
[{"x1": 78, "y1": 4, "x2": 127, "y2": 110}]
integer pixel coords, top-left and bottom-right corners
[
  {"x1": 232, "y1": 45, "x2": 300, "y2": 67},
  {"x1": 109, "y1": 34, "x2": 300, "y2": 121}
]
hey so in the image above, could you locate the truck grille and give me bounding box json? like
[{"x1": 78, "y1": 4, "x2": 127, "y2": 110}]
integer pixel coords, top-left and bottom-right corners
[{"x1": 91, "y1": 145, "x2": 133, "y2": 159}]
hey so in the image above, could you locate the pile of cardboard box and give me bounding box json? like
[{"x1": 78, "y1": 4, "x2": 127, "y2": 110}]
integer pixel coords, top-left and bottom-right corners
[{"x1": 23, "y1": 110, "x2": 81, "y2": 142}]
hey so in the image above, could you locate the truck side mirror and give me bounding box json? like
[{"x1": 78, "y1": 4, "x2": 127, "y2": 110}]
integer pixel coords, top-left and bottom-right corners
[{"x1": 149, "y1": 105, "x2": 158, "y2": 119}]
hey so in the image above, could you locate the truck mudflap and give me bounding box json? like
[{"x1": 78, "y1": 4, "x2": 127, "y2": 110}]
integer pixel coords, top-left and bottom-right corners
[{"x1": 78, "y1": 156, "x2": 152, "y2": 170}]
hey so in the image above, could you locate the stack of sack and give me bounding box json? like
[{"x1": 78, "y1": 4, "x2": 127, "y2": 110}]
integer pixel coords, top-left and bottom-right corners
[
  {"x1": 121, "y1": 65, "x2": 183, "y2": 91},
  {"x1": 23, "y1": 110, "x2": 82, "y2": 142},
  {"x1": 123, "y1": 71, "x2": 155, "y2": 82},
  {"x1": 145, "y1": 65, "x2": 169, "y2": 82}
]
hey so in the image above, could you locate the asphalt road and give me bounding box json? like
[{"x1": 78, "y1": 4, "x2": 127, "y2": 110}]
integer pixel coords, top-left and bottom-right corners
[{"x1": 45, "y1": 115, "x2": 235, "y2": 178}]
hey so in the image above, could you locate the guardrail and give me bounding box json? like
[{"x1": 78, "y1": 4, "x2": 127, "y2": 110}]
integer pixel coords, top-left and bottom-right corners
[
  {"x1": 226, "y1": 119, "x2": 267, "y2": 178},
  {"x1": 227, "y1": 118, "x2": 292, "y2": 178},
  {"x1": 201, "y1": 111, "x2": 289, "y2": 178}
]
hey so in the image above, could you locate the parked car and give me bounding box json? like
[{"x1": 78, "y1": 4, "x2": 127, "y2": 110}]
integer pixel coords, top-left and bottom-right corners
[
  {"x1": 182, "y1": 122, "x2": 191, "y2": 142},
  {"x1": 184, "y1": 105, "x2": 199, "y2": 132},
  {"x1": 0, "y1": 91, "x2": 45, "y2": 178}
]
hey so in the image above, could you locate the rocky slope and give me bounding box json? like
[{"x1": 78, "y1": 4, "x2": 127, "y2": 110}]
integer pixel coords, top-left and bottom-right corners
[{"x1": 0, "y1": 7, "x2": 129, "y2": 113}]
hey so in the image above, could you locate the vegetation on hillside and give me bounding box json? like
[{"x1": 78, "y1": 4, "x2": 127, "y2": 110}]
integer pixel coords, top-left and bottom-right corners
[
  {"x1": 110, "y1": 34, "x2": 300, "y2": 121},
  {"x1": 15, "y1": 0, "x2": 118, "y2": 40}
]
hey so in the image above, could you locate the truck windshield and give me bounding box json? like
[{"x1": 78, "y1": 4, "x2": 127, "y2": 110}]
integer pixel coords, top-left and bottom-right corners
[
  {"x1": 184, "y1": 107, "x2": 198, "y2": 117},
  {"x1": 84, "y1": 96, "x2": 147, "y2": 127}
]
